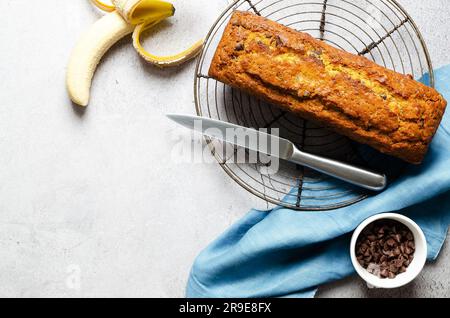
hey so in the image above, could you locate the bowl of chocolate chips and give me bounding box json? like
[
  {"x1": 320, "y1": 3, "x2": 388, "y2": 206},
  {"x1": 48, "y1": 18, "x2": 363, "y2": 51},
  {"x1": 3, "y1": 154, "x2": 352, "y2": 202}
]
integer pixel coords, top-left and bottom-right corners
[{"x1": 350, "y1": 213, "x2": 427, "y2": 289}]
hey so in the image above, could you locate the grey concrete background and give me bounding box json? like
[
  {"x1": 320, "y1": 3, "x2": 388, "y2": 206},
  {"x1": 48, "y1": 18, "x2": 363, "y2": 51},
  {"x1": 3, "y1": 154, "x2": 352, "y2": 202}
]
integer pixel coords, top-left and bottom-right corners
[{"x1": 0, "y1": 0, "x2": 448, "y2": 298}]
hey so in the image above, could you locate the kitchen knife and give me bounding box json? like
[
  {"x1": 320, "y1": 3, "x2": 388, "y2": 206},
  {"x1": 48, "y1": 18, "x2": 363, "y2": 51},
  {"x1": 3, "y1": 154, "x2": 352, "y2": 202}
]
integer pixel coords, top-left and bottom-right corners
[{"x1": 167, "y1": 114, "x2": 387, "y2": 191}]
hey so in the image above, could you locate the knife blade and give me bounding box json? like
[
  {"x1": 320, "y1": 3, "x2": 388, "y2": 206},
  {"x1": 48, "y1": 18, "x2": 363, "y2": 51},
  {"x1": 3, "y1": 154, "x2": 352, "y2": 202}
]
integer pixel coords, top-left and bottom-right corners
[
  {"x1": 167, "y1": 114, "x2": 387, "y2": 191},
  {"x1": 167, "y1": 113, "x2": 294, "y2": 159}
]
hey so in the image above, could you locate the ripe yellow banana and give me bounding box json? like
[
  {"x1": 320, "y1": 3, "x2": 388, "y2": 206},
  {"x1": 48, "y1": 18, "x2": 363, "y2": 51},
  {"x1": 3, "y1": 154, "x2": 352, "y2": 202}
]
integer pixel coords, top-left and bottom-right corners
[{"x1": 67, "y1": 0, "x2": 204, "y2": 106}]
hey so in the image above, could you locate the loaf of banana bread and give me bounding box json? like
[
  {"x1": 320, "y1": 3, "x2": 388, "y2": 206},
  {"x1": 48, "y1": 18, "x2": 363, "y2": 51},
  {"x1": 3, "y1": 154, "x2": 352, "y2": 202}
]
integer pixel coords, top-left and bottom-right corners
[{"x1": 209, "y1": 11, "x2": 447, "y2": 164}]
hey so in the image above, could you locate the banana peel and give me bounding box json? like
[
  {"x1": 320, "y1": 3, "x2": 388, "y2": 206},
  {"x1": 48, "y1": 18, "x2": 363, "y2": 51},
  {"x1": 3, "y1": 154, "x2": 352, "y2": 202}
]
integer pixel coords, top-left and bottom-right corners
[{"x1": 67, "y1": 0, "x2": 204, "y2": 106}]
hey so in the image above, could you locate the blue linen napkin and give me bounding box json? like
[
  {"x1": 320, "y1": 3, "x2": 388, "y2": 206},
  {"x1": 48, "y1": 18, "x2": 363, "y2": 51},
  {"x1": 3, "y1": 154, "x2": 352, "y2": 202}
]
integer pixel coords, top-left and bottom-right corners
[{"x1": 186, "y1": 65, "x2": 450, "y2": 298}]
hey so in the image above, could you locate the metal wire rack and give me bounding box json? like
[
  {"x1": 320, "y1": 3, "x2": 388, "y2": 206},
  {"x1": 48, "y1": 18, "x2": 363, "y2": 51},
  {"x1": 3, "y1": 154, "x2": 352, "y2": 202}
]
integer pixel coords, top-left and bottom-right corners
[{"x1": 194, "y1": 0, "x2": 434, "y2": 211}]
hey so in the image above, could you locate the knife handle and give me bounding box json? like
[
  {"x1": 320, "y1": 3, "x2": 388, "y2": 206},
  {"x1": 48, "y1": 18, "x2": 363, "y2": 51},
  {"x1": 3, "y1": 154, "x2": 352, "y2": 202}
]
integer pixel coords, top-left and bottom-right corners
[{"x1": 290, "y1": 147, "x2": 387, "y2": 191}]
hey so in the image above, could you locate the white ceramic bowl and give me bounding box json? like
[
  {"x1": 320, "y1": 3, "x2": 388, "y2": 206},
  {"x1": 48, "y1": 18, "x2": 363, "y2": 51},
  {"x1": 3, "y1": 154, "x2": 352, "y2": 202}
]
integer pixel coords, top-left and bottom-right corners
[{"x1": 350, "y1": 213, "x2": 427, "y2": 289}]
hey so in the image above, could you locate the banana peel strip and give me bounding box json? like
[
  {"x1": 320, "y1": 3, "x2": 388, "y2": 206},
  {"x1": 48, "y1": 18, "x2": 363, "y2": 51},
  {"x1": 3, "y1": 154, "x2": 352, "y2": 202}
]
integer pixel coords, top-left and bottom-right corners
[
  {"x1": 133, "y1": 22, "x2": 204, "y2": 67},
  {"x1": 93, "y1": 0, "x2": 203, "y2": 67},
  {"x1": 90, "y1": 0, "x2": 116, "y2": 12}
]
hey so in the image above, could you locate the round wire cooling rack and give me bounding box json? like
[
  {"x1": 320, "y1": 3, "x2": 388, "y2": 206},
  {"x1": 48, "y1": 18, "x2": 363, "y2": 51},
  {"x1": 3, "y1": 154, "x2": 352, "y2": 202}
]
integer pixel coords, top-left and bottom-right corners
[{"x1": 194, "y1": 0, "x2": 435, "y2": 211}]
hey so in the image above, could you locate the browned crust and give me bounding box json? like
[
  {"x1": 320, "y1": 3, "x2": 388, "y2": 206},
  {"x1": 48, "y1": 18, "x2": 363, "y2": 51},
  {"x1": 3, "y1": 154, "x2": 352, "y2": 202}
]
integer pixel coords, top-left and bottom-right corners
[{"x1": 209, "y1": 11, "x2": 447, "y2": 164}]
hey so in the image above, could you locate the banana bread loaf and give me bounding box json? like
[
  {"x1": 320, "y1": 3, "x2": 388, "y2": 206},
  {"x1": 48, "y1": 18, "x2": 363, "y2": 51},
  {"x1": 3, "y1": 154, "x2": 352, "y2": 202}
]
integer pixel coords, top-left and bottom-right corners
[{"x1": 209, "y1": 11, "x2": 447, "y2": 164}]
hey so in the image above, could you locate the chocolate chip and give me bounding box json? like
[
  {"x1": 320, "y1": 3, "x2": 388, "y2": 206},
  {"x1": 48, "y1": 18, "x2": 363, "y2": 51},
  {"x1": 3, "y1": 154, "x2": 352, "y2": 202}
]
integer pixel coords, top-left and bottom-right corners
[
  {"x1": 275, "y1": 35, "x2": 283, "y2": 46},
  {"x1": 389, "y1": 264, "x2": 398, "y2": 273},
  {"x1": 235, "y1": 43, "x2": 244, "y2": 51},
  {"x1": 382, "y1": 248, "x2": 393, "y2": 257},
  {"x1": 311, "y1": 49, "x2": 323, "y2": 56},
  {"x1": 373, "y1": 253, "x2": 381, "y2": 263},
  {"x1": 395, "y1": 258, "x2": 404, "y2": 268},
  {"x1": 386, "y1": 238, "x2": 396, "y2": 247},
  {"x1": 355, "y1": 219, "x2": 415, "y2": 279}
]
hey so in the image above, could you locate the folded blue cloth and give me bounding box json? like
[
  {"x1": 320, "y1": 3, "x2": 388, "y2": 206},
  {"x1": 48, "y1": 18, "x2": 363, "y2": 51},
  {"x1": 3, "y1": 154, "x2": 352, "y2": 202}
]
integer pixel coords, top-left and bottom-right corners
[{"x1": 187, "y1": 65, "x2": 450, "y2": 298}]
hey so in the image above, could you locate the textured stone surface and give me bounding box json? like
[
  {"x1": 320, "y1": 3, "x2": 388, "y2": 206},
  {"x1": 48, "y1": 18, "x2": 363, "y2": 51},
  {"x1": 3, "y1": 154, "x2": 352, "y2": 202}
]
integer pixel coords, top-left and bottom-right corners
[{"x1": 0, "y1": 0, "x2": 448, "y2": 298}]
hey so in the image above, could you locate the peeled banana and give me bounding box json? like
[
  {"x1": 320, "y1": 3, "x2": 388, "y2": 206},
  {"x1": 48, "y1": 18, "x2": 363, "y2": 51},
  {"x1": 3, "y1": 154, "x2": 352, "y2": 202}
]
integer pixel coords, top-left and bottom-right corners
[
  {"x1": 67, "y1": 12, "x2": 133, "y2": 106},
  {"x1": 66, "y1": 0, "x2": 204, "y2": 106}
]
